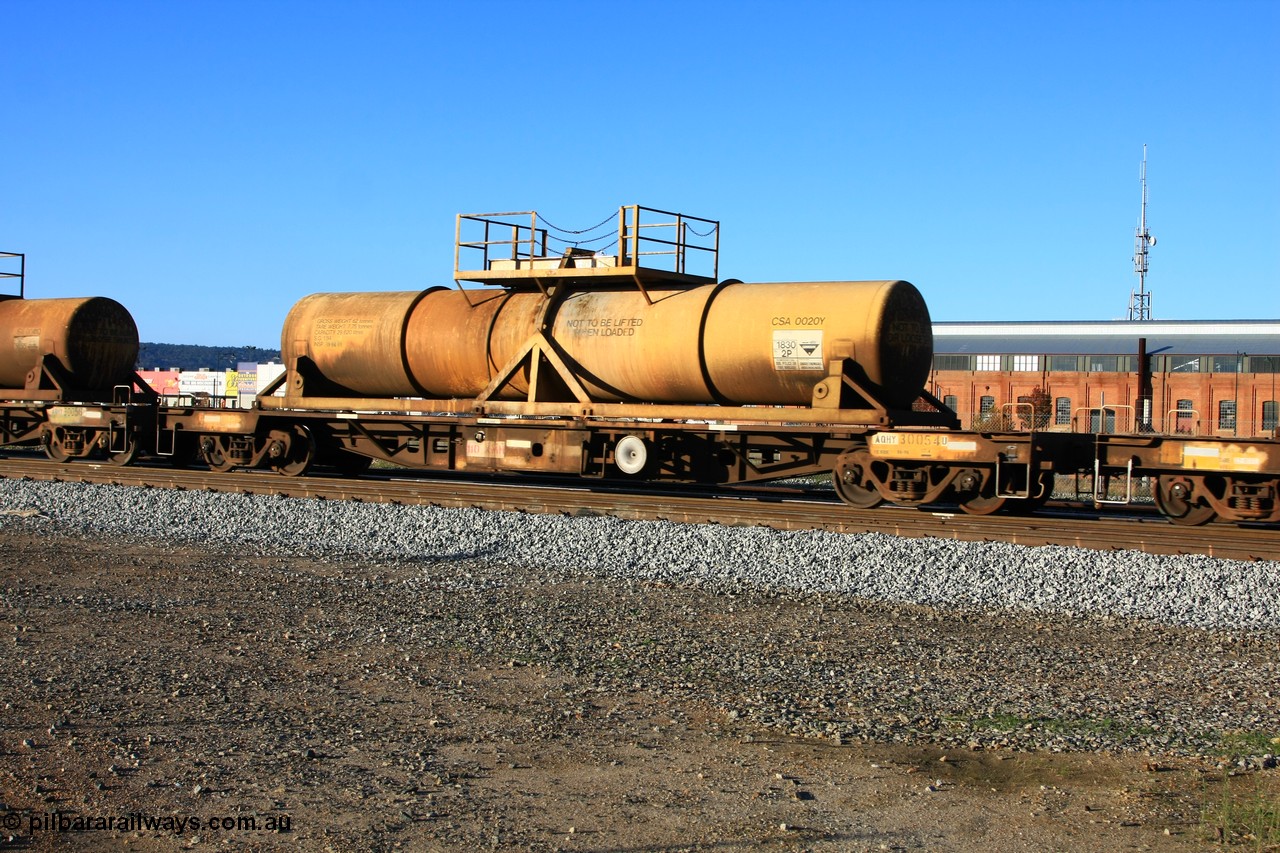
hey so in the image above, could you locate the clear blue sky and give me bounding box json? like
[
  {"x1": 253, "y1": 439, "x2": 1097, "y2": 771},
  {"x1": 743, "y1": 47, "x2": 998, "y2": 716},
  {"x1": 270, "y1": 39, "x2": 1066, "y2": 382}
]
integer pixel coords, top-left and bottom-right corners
[{"x1": 3, "y1": 0, "x2": 1277, "y2": 347}]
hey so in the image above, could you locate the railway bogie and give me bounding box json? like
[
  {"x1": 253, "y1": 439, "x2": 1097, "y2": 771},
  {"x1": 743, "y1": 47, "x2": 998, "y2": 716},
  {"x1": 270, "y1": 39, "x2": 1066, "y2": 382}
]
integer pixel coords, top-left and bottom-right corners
[
  {"x1": 834, "y1": 429, "x2": 1088, "y2": 515},
  {"x1": 1092, "y1": 434, "x2": 1279, "y2": 525},
  {"x1": 195, "y1": 428, "x2": 312, "y2": 476},
  {"x1": 30, "y1": 401, "x2": 152, "y2": 465}
]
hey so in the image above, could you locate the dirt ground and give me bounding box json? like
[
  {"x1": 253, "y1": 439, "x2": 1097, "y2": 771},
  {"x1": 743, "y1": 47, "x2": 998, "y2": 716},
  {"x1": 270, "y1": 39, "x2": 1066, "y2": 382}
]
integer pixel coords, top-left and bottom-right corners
[{"x1": 0, "y1": 526, "x2": 1275, "y2": 852}]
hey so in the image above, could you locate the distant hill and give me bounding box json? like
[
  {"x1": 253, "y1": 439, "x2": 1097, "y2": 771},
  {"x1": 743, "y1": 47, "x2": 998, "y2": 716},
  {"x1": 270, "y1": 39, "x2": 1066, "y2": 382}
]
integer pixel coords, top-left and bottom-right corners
[{"x1": 138, "y1": 343, "x2": 282, "y2": 372}]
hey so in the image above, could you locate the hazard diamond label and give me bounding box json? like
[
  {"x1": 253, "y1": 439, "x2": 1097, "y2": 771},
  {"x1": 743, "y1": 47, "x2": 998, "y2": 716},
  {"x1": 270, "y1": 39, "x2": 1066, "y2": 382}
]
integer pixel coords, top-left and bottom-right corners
[{"x1": 772, "y1": 330, "x2": 824, "y2": 371}]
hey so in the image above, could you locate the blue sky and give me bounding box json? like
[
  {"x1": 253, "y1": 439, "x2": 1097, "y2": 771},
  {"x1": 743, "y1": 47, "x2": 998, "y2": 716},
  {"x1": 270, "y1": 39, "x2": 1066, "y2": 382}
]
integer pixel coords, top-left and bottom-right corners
[{"x1": 3, "y1": 0, "x2": 1277, "y2": 347}]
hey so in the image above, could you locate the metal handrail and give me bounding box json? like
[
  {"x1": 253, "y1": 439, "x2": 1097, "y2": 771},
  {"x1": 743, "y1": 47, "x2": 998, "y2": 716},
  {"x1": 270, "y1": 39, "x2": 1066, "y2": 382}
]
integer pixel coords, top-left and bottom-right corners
[
  {"x1": 1165, "y1": 407, "x2": 1202, "y2": 436},
  {"x1": 0, "y1": 252, "x2": 24, "y2": 298},
  {"x1": 455, "y1": 206, "x2": 718, "y2": 281},
  {"x1": 1071, "y1": 404, "x2": 1135, "y2": 434}
]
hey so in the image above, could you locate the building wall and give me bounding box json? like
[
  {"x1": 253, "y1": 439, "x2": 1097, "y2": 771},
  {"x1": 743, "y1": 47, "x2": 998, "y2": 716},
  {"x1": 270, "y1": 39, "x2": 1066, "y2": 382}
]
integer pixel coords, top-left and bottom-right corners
[
  {"x1": 178, "y1": 370, "x2": 228, "y2": 400},
  {"x1": 931, "y1": 367, "x2": 1280, "y2": 436},
  {"x1": 136, "y1": 364, "x2": 288, "y2": 408},
  {"x1": 136, "y1": 369, "x2": 180, "y2": 398}
]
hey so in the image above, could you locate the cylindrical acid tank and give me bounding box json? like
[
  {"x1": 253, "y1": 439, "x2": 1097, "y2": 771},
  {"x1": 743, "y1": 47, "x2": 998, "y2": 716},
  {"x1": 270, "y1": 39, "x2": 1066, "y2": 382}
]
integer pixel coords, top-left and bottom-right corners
[
  {"x1": 281, "y1": 290, "x2": 438, "y2": 396},
  {"x1": 0, "y1": 296, "x2": 139, "y2": 390},
  {"x1": 281, "y1": 280, "x2": 933, "y2": 409}
]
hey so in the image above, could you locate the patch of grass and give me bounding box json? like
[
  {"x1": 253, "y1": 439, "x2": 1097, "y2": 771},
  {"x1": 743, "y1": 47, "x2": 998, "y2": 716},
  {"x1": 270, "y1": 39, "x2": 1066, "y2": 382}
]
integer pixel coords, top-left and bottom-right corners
[
  {"x1": 1214, "y1": 731, "x2": 1280, "y2": 759},
  {"x1": 1044, "y1": 716, "x2": 1160, "y2": 740},
  {"x1": 1201, "y1": 774, "x2": 1280, "y2": 850},
  {"x1": 969, "y1": 713, "x2": 1031, "y2": 733}
]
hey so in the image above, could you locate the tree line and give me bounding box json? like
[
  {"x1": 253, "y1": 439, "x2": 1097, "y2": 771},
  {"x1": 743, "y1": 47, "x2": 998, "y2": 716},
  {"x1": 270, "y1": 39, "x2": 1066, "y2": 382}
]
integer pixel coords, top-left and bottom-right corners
[{"x1": 137, "y1": 343, "x2": 282, "y2": 372}]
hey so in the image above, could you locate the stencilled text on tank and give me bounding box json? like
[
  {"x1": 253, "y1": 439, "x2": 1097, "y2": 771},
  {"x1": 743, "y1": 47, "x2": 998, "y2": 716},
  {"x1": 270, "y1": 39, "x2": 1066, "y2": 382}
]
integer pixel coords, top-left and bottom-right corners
[
  {"x1": 886, "y1": 320, "x2": 929, "y2": 352},
  {"x1": 13, "y1": 328, "x2": 40, "y2": 351},
  {"x1": 564, "y1": 317, "x2": 643, "y2": 337},
  {"x1": 313, "y1": 318, "x2": 376, "y2": 347}
]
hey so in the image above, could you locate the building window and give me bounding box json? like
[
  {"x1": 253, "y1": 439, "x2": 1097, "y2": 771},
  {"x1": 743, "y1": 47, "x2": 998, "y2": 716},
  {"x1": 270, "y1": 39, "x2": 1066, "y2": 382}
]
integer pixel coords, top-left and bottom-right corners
[
  {"x1": 1011, "y1": 355, "x2": 1040, "y2": 372},
  {"x1": 1264, "y1": 401, "x2": 1278, "y2": 431},
  {"x1": 1252, "y1": 356, "x2": 1280, "y2": 374},
  {"x1": 1174, "y1": 399, "x2": 1194, "y2": 433},
  {"x1": 1055, "y1": 397, "x2": 1071, "y2": 425},
  {"x1": 1089, "y1": 409, "x2": 1117, "y2": 432},
  {"x1": 1170, "y1": 357, "x2": 1202, "y2": 373},
  {"x1": 1212, "y1": 355, "x2": 1241, "y2": 373},
  {"x1": 1087, "y1": 355, "x2": 1120, "y2": 372},
  {"x1": 1219, "y1": 400, "x2": 1236, "y2": 431},
  {"x1": 1048, "y1": 355, "x2": 1078, "y2": 372},
  {"x1": 979, "y1": 395, "x2": 995, "y2": 414},
  {"x1": 975, "y1": 355, "x2": 1000, "y2": 372},
  {"x1": 943, "y1": 394, "x2": 958, "y2": 413},
  {"x1": 932, "y1": 355, "x2": 971, "y2": 371}
]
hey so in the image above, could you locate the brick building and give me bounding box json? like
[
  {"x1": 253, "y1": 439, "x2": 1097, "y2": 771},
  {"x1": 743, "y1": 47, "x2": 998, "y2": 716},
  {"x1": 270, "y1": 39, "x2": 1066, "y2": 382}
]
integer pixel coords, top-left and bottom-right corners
[{"x1": 929, "y1": 320, "x2": 1280, "y2": 437}]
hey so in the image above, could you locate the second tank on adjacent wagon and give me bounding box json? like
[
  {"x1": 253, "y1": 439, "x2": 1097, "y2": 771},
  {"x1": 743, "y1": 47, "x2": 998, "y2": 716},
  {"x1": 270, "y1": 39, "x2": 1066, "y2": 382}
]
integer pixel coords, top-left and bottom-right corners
[{"x1": 0, "y1": 295, "x2": 139, "y2": 394}]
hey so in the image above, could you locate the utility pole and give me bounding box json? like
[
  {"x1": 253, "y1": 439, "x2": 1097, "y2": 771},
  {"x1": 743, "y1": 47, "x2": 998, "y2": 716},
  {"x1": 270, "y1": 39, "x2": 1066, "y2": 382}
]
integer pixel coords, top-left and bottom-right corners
[{"x1": 1128, "y1": 145, "x2": 1155, "y2": 321}]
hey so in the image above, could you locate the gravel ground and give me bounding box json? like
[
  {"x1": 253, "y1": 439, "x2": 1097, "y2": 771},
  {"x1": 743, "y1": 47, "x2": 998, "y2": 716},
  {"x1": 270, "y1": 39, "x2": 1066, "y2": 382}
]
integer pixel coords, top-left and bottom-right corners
[
  {"x1": 0, "y1": 478, "x2": 1276, "y2": 631},
  {"x1": 1, "y1": 478, "x2": 1278, "y2": 850}
]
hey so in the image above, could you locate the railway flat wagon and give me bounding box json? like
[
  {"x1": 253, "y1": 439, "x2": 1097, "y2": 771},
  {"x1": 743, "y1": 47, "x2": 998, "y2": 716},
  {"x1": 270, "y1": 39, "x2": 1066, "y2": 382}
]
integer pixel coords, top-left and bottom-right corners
[{"x1": 199, "y1": 207, "x2": 969, "y2": 493}]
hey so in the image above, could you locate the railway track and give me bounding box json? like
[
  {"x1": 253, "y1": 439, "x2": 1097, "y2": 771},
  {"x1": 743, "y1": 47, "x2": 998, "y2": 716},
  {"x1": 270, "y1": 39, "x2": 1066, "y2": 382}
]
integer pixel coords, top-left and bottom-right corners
[{"x1": 0, "y1": 454, "x2": 1275, "y2": 562}]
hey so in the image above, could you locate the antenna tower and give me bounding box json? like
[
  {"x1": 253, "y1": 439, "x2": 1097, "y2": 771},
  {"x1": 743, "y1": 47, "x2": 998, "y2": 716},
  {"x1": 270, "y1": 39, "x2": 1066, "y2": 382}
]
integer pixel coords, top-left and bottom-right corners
[{"x1": 1128, "y1": 144, "x2": 1155, "y2": 321}]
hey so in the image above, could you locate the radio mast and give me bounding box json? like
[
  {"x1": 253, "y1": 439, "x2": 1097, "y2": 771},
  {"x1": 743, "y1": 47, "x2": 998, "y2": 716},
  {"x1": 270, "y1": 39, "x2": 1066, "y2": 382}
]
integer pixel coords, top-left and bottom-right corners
[{"x1": 1128, "y1": 144, "x2": 1155, "y2": 321}]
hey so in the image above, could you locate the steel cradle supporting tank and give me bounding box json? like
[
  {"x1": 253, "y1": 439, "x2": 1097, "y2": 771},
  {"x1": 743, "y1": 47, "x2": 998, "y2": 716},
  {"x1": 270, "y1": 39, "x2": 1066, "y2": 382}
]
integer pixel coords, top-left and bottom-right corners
[
  {"x1": 281, "y1": 280, "x2": 933, "y2": 408},
  {"x1": 0, "y1": 296, "x2": 139, "y2": 390}
]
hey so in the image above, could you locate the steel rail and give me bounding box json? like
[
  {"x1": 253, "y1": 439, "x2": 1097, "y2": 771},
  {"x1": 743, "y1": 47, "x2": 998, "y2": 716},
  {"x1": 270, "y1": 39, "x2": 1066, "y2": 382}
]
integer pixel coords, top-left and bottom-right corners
[{"x1": 0, "y1": 454, "x2": 1274, "y2": 562}]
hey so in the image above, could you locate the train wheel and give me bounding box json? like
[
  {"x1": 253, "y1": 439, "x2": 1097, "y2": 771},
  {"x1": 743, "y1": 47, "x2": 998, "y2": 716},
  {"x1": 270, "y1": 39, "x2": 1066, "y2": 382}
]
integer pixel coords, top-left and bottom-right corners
[
  {"x1": 106, "y1": 437, "x2": 139, "y2": 466},
  {"x1": 201, "y1": 438, "x2": 237, "y2": 473},
  {"x1": 1154, "y1": 475, "x2": 1215, "y2": 526},
  {"x1": 833, "y1": 449, "x2": 884, "y2": 509},
  {"x1": 958, "y1": 494, "x2": 1008, "y2": 516},
  {"x1": 43, "y1": 429, "x2": 72, "y2": 463},
  {"x1": 950, "y1": 467, "x2": 1007, "y2": 515},
  {"x1": 274, "y1": 427, "x2": 315, "y2": 477}
]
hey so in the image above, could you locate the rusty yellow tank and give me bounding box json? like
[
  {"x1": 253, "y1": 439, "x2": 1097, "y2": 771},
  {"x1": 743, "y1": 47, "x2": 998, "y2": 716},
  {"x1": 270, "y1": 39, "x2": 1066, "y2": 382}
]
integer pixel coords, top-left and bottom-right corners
[
  {"x1": 281, "y1": 290, "x2": 437, "y2": 397},
  {"x1": 0, "y1": 296, "x2": 139, "y2": 390},
  {"x1": 281, "y1": 280, "x2": 932, "y2": 409}
]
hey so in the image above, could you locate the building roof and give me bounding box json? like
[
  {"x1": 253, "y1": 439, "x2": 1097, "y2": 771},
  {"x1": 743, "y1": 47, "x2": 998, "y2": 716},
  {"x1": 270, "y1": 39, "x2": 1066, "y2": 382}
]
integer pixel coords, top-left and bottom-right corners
[{"x1": 932, "y1": 320, "x2": 1280, "y2": 356}]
